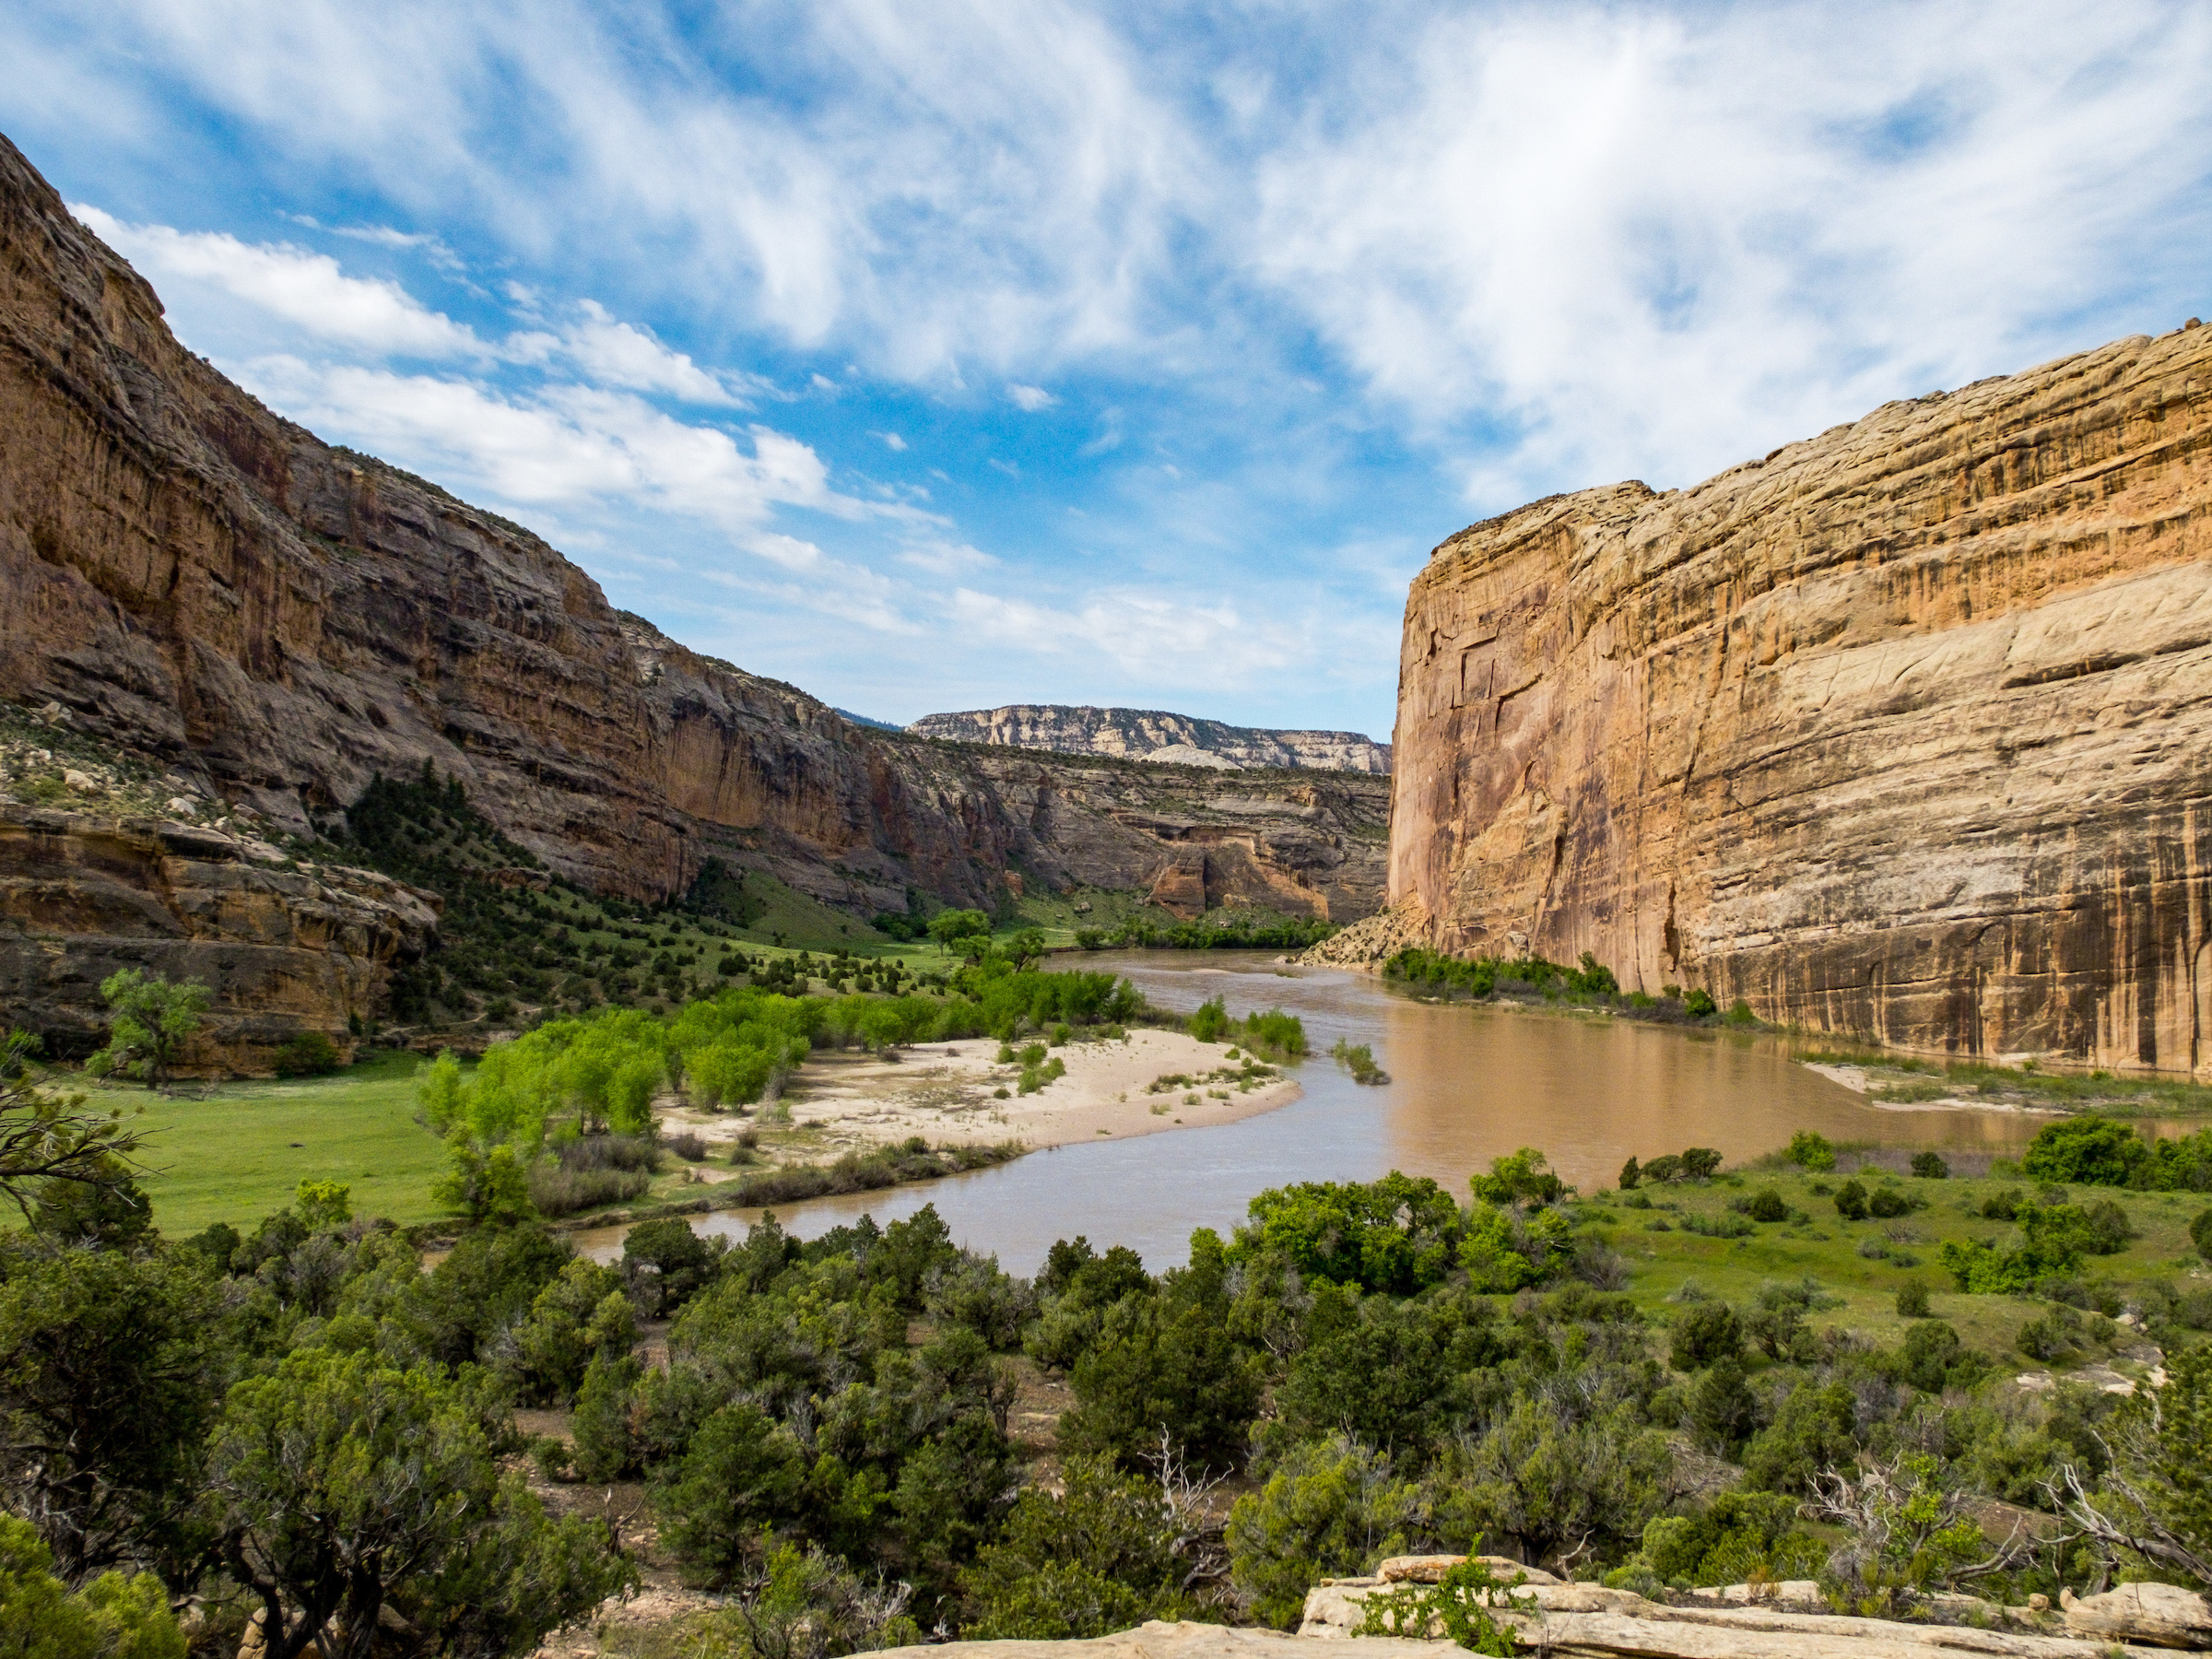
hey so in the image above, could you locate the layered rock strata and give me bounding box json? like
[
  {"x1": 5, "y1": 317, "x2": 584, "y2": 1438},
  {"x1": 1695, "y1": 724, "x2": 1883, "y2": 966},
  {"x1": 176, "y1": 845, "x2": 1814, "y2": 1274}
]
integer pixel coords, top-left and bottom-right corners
[
  {"x1": 912, "y1": 705, "x2": 1393, "y2": 774},
  {"x1": 0, "y1": 127, "x2": 1385, "y2": 1048},
  {"x1": 0, "y1": 805, "x2": 437, "y2": 1068},
  {"x1": 1391, "y1": 325, "x2": 2212, "y2": 1075}
]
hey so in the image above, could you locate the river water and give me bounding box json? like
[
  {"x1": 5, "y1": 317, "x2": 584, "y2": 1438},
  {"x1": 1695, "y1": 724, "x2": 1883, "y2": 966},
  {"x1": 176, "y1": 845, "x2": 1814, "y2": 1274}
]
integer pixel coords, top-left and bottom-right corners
[{"x1": 579, "y1": 951, "x2": 2040, "y2": 1276}]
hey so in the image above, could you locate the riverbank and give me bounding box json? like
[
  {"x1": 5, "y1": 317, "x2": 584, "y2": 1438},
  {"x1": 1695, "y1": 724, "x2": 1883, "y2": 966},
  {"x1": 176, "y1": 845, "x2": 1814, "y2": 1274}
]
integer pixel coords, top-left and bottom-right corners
[{"x1": 656, "y1": 1030, "x2": 1304, "y2": 1171}]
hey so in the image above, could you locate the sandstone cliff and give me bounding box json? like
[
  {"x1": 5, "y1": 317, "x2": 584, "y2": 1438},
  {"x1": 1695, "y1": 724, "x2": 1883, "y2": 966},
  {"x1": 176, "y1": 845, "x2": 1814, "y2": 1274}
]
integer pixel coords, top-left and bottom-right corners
[
  {"x1": 0, "y1": 131, "x2": 1382, "y2": 1049},
  {"x1": 0, "y1": 802, "x2": 436, "y2": 1066},
  {"x1": 1390, "y1": 324, "x2": 2212, "y2": 1076},
  {"x1": 912, "y1": 705, "x2": 1393, "y2": 774}
]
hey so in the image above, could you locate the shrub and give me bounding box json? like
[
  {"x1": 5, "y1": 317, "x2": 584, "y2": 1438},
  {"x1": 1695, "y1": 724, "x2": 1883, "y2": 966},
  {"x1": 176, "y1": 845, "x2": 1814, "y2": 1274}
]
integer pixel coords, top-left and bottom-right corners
[
  {"x1": 960, "y1": 1454, "x2": 1189, "y2": 1638},
  {"x1": 526, "y1": 1163, "x2": 650, "y2": 1217},
  {"x1": 1746, "y1": 1188, "x2": 1789, "y2": 1223},
  {"x1": 1618, "y1": 1155, "x2": 1641, "y2": 1190},
  {"x1": 1785, "y1": 1131, "x2": 1837, "y2": 1171},
  {"x1": 1834, "y1": 1179, "x2": 1869, "y2": 1220},
  {"x1": 1897, "y1": 1280, "x2": 1931, "y2": 1318},
  {"x1": 272, "y1": 1030, "x2": 342, "y2": 1077},
  {"x1": 1669, "y1": 1300, "x2": 1743, "y2": 1371},
  {"x1": 1683, "y1": 989, "x2": 1718, "y2": 1018},
  {"x1": 665, "y1": 1130, "x2": 709, "y2": 1162},
  {"x1": 1354, "y1": 1557, "x2": 1532, "y2": 1654},
  {"x1": 1680, "y1": 1147, "x2": 1723, "y2": 1181},
  {"x1": 2023, "y1": 1117, "x2": 2149, "y2": 1188},
  {"x1": 1868, "y1": 1186, "x2": 1912, "y2": 1218},
  {"x1": 1910, "y1": 1151, "x2": 1950, "y2": 1180},
  {"x1": 2194, "y1": 1207, "x2": 2212, "y2": 1261},
  {"x1": 1226, "y1": 1434, "x2": 1420, "y2": 1630},
  {"x1": 1187, "y1": 997, "x2": 1230, "y2": 1043}
]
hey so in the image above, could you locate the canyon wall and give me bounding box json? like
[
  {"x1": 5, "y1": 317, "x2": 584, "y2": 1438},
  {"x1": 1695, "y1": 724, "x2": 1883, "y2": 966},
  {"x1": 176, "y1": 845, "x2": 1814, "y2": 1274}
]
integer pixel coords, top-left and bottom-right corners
[
  {"x1": 0, "y1": 131, "x2": 1382, "y2": 1045},
  {"x1": 1391, "y1": 325, "x2": 2212, "y2": 1076},
  {"x1": 912, "y1": 705, "x2": 1393, "y2": 774}
]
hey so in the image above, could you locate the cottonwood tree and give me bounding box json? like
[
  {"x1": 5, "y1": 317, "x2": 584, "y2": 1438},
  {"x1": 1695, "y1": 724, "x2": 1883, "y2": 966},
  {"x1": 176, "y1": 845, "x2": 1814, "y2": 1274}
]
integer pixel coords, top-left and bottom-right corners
[{"x1": 83, "y1": 971, "x2": 209, "y2": 1090}]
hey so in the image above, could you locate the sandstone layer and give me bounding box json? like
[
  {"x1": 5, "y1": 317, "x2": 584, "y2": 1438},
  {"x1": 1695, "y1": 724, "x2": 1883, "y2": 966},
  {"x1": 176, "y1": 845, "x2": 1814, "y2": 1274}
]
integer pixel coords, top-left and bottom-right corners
[
  {"x1": 1390, "y1": 325, "x2": 2212, "y2": 1076},
  {"x1": 0, "y1": 804, "x2": 437, "y2": 1066},
  {"x1": 0, "y1": 130, "x2": 1385, "y2": 1047},
  {"x1": 912, "y1": 706, "x2": 1393, "y2": 774}
]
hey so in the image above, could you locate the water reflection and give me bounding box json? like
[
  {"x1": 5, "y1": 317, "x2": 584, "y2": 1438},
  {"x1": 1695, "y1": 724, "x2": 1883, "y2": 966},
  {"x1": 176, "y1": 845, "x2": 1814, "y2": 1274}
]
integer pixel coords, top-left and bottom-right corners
[{"x1": 578, "y1": 952, "x2": 2041, "y2": 1275}]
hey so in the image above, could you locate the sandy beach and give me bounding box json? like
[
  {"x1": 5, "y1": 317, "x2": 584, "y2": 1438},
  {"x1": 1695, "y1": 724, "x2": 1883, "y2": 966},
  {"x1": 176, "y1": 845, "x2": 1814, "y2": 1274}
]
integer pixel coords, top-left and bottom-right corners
[
  {"x1": 654, "y1": 1029, "x2": 1302, "y2": 1172},
  {"x1": 1801, "y1": 1060, "x2": 2064, "y2": 1114}
]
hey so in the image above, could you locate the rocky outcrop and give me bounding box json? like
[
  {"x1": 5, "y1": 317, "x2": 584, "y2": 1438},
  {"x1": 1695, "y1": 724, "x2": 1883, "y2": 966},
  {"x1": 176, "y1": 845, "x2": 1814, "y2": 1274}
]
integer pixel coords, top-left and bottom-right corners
[
  {"x1": 880, "y1": 1611, "x2": 2181, "y2": 1659},
  {"x1": 1389, "y1": 324, "x2": 2212, "y2": 1076},
  {"x1": 912, "y1": 706, "x2": 1393, "y2": 774},
  {"x1": 0, "y1": 803, "x2": 437, "y2": 1068},
  {"x1": 0, "y1": 129, "x2": 1386, "y2": 981}
]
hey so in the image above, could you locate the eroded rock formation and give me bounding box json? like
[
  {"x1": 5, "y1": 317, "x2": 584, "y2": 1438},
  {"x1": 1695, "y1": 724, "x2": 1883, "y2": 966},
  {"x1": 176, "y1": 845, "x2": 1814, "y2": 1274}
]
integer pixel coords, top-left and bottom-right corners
[
  {"x1": 1390, "y1": 325, "x2": 2212, "y2": 1076},
  {"x1": 0, "y1": 130, "x2": 1385, "y2": 1045},
  {"x1": 0, "y1": 805, "x2": 436, "y2": 1067},
  {"x1": 912, "y1": 705, "x2": 1393, "y2": 774}
]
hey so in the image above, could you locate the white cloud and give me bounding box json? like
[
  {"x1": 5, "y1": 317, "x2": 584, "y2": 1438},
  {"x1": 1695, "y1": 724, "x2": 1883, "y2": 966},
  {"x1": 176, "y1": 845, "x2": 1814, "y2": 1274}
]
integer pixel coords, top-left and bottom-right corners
[
  {"x1": 876, "y1": 430, "x2": 908, "y2": 451},
  {"x1": 897, "y1": 539, "x2": 994, "y2": 576},
  {"x1": 948, "y1": 584, "x2": 1312, "y2": 691},
  {"x1": 1249, "y1": 2, "x2": 2212, "y2": 498},
  {"x1": 233, "y1": 356, "x2": 841, "y2": 538},
  {"x1": 1006, "y1": 383, "x2": 1058, "y2": 411},
  {"x1": 557, "y1": 300, "x2": 736, "y2": 403},
  {"x1": 73, "y1": 206, "x2": 485, "y2": 359}
]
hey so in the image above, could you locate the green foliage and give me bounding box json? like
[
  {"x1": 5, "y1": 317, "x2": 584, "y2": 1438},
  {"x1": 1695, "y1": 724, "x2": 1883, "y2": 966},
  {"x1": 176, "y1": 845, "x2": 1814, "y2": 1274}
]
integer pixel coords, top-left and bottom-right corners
[
  {"x1": 1187, "y1": 997, "x2": 1230, "y2": 1043},
  {"x1": 962, "y1": 1456, "x2": 1193, "y2": 1638},
  {"x1": 2023, "y1": 1117, "x2": 2149, "y2": 1187},
  {"x1": 1897, "y1": 1280, "x2": 1931, "y2": 1317},
  {"x1": 83, "y1": 971, "x2": 209, "y2": 1089},
  {"x1": 1469, "y1": 1147, "x2": 1565, "y2": 1207},
  {"x1": 1328, "y1": 1041, "x2": 1389, "y2": 1085},
  {"x1": 1061, "y1": 1239, "x2": 1262, "y2": 1471},
  {"x1": 1354, "y1": 1554, "x2": 1532, "y2": 1655},
  {"x1": 1623, "y1": 1489, "x2": 1824, "y2": 1589},
  {"x1": 1745, "y1": 1188, "x2": 1789, "y2": 1223},
  {"x1": 1428, "y1": 1396, "x2": 1672, "y2": 1566},
  {"x1": 1812, "y1": 1452, "x2": 1989, "y2": 1617},
  {"x1": 1742, "y1": 1382, "x2": 1855, "y2": 1492},
  {"x1": 1683, "y1": 988, "x2": 1718, "y2": 1018},
  {"x1": 1910, "y1": 1151, "x2": 1949, "y2": 1180},
  {"x1": 1227, "y1": 1434, "x2": 1420, "y2": 1629},
  {"x1": 1833, "y1": 1179, "x2": 1869, "y2": 1220},
  {"x1": 1669, "y1": 1300, "x2": 1742, "y2": 1371},
  {"x1": 1618, "y1": 1155, "x2": 1641, "y2": 1190},
  {"x1": 271, "y1": 1030, "x2": 342, "y2": 1077},
  {"x1": 1104, "y1": 911, "x2": 1340, "y2": 951},
  {"x1": 1382, "y1": 948, "x2": 1623, "y2": 1006},
  {"x1": 927, "y1": 910, "x2": 993, "y2": 947},
  {"x1": 1785, "y1": 1131, "x2": 1837, "y2": 1171},
  {"x1": 433, "y1": 1139, "x2": 535, "y2": 1225},
  {"x1": 1236, "y1": 1174, "x2": 1461, "y2": 1294},
  {"x1": 2194, "y1": 1207, "x2": 2212, "y2": 1261},
  {"x1": 0, "y1": 1237, "x2": 227, "y2": 1583},
  {"x1": 716, "y1": 1540, "x2": 921, "y2": 1659},
  {"x1": 0, "y1": 1514, "x2": 183, "y2": 1659},
  {"x1": 206, "y1": 1346, "x2": 631, "y2": 1656}
]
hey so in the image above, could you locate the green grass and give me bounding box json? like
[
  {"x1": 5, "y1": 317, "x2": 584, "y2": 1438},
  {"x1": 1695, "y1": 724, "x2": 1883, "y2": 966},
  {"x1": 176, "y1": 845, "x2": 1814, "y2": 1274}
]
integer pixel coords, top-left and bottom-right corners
[
  {"x1": 1795, "y1": 1046, "x2": 2212, "y2": 1115},
  {"x1": 1585, "y1": 1163, "x2": 2210, "y2": 1365},
  {"x1": 102, "y1": 1050, "x2": 452, "y2": 1234}
]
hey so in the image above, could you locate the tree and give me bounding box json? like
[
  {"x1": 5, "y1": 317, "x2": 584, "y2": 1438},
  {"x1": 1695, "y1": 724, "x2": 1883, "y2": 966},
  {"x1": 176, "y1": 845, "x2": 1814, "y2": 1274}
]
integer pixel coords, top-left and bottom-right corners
[
  {"x1": 0, "y1": 1033, "x2": 154, "y2": 1222},
  {"x1": 2054, "y1": 1339, "x2": 2212, "y2": 1584},
  {"x1": 1669, "y1": 1301, "x2": 1742, "y2": 1371},
  {"x1": 82, "y1": 972, "x2": 209, "y2": 1090},
  {"x1": 927, "y1": 910, "x2": 992, "y2": 947},
  {"x1": 1226, "y1": 1435, "x2": 1419, "y2": 1629},
  {"x1": 205, "y1": 1347, "x2": 628, "y2": 1659},
  {"x1": 2023, "y1": 1117, "x2": 2149, "y2": 1188},
  {"x1": 962, "y1": 1455, "x2": 1199, "y2": 1638},
  {"x1": 0, "y1": 1513, "x2": 182, "y2": 1659},
  {"x1": 0, "y1": 1238, "x2": 228, "y2": 1583},
  {"x1": 1429, "y1": 1397, "x2": 1672, "y2": 1570}
]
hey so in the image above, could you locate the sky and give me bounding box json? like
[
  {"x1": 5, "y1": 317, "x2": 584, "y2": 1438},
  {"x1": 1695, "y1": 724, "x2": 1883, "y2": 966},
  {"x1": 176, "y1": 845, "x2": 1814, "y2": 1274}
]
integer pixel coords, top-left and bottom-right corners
[{"x1": 4, "y1": 3, "x2": 2208, "y2": 741}]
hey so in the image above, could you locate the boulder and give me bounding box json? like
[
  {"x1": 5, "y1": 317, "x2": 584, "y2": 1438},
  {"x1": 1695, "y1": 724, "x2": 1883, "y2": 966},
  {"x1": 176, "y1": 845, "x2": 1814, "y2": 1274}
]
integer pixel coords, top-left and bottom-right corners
[{"x1": 2061, "y1": 1582, "x2": 2212, "y2": 1649}]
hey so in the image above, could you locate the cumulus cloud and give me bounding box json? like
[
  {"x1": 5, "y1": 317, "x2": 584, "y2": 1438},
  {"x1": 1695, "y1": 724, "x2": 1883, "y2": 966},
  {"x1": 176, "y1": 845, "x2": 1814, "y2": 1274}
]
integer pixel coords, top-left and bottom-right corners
[
  {"x1": 74, "y1": 205, "x2": 486, "y2": 359},
  {"x1": 233, "y1": 357, "x2": 841, "y2": 538}
]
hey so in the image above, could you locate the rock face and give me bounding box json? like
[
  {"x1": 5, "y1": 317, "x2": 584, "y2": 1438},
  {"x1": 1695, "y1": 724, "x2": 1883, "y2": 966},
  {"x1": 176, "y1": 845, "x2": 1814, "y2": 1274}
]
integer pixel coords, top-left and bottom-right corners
[
  {"x1": 0, "y1": 804, "x2": 437, "y2": 1068},
  {"x1": 912, "y1": 706, "x2": 1393, "y2": 774},
  {"x1": 0, "y1": 126, "x2": 1388, "y2": 1002},
  {"x1": 1389, "y1": 326, "x2": 2212, "y2": 1076}
]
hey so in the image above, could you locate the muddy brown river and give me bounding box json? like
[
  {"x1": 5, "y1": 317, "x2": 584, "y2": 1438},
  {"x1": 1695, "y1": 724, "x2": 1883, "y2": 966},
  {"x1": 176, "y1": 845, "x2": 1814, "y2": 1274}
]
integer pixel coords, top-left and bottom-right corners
[{"x1": 578, "y1": 951, "x2": 2040, "y2": 1275}]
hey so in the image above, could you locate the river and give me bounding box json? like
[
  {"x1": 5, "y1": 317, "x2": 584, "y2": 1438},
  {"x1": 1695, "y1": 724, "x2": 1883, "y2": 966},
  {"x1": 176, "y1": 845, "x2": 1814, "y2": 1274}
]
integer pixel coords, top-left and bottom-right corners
[{"x1": 575, "y1": 952, "x2": 2046, "y2": 1275}]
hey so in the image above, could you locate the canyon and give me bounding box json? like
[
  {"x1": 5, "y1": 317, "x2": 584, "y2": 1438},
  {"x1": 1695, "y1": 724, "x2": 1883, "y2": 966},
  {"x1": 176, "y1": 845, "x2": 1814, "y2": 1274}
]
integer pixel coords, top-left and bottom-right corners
[
  {"x1": 0, "y1": 133, "x2": 1383, "y2": 1058},
  {"x1": 912, "y1": 705, "x2": 1393, "y2": 774},
  {"x1": 1385, "y1": 323, "x2": 2212, "y2": 1077}
]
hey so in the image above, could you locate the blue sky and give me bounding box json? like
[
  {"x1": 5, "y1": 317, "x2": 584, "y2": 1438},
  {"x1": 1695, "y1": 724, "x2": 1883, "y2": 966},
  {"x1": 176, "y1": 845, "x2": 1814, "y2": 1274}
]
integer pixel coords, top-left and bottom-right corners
[{"x1": 5, "y1": 3, "x2": 2208, "y2": 741}]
